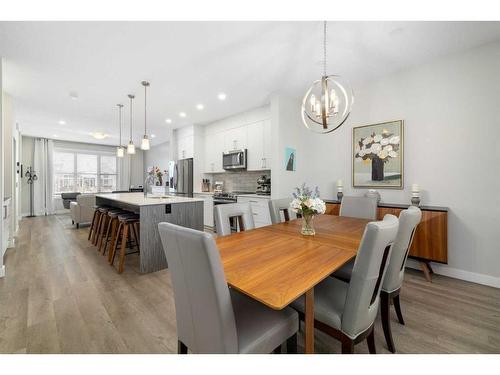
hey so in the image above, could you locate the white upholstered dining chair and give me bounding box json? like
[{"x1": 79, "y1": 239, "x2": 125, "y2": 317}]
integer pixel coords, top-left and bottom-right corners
[
  {"x1": 214, "y1": 202, "x2": 255, "y2": 236},
  {"x1": 339, "y1": 196, "x2": 378, "y2": 220},
  {"x1": 268, "y1": 198, "x2": 297, "y2": 224}
]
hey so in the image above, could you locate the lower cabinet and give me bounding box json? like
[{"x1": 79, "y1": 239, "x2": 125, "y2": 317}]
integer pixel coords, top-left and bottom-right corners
[
  {"x1": 236, "y1": 196, "x2": 272, "y2": 228},
  {"x1": 195, "y1": 194, "x2": 214, "y2": 228}
]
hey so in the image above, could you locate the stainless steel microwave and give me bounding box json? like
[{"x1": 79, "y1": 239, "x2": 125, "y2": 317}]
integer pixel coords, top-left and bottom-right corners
[{"x1": 222, "y1": 149, "x2": 247, "y2": 170}]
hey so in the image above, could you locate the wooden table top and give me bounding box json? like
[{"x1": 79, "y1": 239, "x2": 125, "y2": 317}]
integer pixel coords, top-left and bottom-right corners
[{"x1": 216, "y1": 215, "x2": 370, "y2": 310}]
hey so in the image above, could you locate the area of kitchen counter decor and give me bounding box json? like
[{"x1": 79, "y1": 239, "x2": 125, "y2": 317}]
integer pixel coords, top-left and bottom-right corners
[{"x1": 290, "y1": 184, "x2": 326, "y2": 236}]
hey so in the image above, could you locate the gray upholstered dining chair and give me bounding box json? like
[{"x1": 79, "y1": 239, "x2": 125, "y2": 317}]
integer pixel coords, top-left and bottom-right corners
[
  {"x1": 268, "y1": 198, "x2": 297, "y2": 224},
  {"x1": 333, "y1": 206, "x2": 421, "y2": 353},
  {"x1": 214, "y1": 202, "x2": 255, "y2": 237},
  {"x1": 158, "y1": 222, "x2": 299, "y2": 354},
  {"x1": 339, "y1": 196, "x2": 378, "y2": 220},
  {"x1": 291, "y1": 214, "x2": 399, "y2": 354}
]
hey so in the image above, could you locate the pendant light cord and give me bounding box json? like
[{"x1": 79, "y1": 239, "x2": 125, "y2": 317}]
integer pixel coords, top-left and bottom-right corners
[
  {"x1": 129, "y1": 96, "x2": 133, "y2": 141},
  {"x1": 144, "y1": 84, "x2": 147, "y2": 135},
  {"x1": 118, "y1": 105, "x2": 122, "y2": 146},
  {"x1": 323, "y1": 20, "x2": 327, "y2": 77}
]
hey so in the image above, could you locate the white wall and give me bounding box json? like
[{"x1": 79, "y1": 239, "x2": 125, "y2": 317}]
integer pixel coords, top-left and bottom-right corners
[
  {"x1": 271, "y1": 41, "x2": 500, "y2": 286},
  {"x1": 144, "y1": 140, "x2": 170, "y2": 173}
]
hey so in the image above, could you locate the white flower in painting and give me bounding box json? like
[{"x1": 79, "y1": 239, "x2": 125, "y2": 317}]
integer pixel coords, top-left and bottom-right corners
[
  {"x1": 358, "y1": 149, "x2": 366, "y2": 157},
  {"x1": 389, "y1": 136, "x2": 400, "y2": 145},
  {"x1": 378, "y1": 149, "x2": 388, "y2": 159},
  {"x1": 380, "y1": 138, "x2": 389, "y2": 146},
  {"x1": 362, "y1": 137, "x2": 373, "y2": 145},
  {"x1": 384, "y1": 145, "x2": 393, "y2": 152},
  {"x1": 355, "y1": 144, "x2": 361, "y2": 153},
  {"x1": 370, "y1": 143, "x2": 382, "y2": 154},
  {"x1": 374, "y1": 134, "x2": 383, "y2": 142},
  {"x1": 388, "y1": 151, "x2": 398, "y2": 158}
]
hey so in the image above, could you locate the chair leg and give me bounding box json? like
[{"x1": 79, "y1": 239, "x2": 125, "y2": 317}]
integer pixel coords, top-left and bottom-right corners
[
  {"x1": 393, "y1": 293, "x2": 405, "y2": 325},
  {"x1": 100, "y1": 216, "x2": 113, "y2": 254},
  {"x1": 109, "y1": 222, "x2": 123, "y2": 265},
  {"x1": 118, "y1": 223, "x2": 129, "y2": 274},
  {"x1": 366, "y1": 327, "x2": 376, "y2": 354},
  {"x1": 105, "y1": 218, "x2": 118, "y2": 257},
  {"x1": 97, "y1": 215, "x2": 109, "y2": 251},
  {"x1": 341, "y1": 335, "x2": 354, "y2": 354},
  {"x1": 88, "y1": 210, "x2": 98, "y2": 240},
  {"x1": 76, "y1": 223, "x2": 79, "y2": 229},
  {"x1": 286, "y1": 333, "x2": 297, "y2": 354},
  {"x1": 177, "y1": 340, "x2": 188, "y2": 354},
  {"x1": 381, "y1": 291, "x2": 396, "y2": 353},
  {"x1": 93, "y1": 212, "x2": 103, "y2": 245}
]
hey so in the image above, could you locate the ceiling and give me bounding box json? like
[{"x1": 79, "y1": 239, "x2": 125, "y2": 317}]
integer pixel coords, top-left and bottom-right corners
[{"x1": 1, "y1": 21, "x2": 500, "y2": 146}]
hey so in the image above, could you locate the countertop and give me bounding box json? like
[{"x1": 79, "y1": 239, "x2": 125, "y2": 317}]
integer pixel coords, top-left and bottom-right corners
[
  {"x1": 96, "y1": 192, "x2": 203, "y2": 206},
  {"x1": 194, "y1": 191, "x2": 271, "y2": 199}
]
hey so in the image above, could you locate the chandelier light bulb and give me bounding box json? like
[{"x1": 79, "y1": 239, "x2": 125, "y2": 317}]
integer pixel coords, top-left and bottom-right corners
[
  {"x1": 127, "y1": 141, "x2": 136, "y2": 155},
  {"x1": 141, "y1": 135, "x2": 150, "y2": 150},
  {"x1": 116, "y1": 146, "x2": 124, "y2": 158}
]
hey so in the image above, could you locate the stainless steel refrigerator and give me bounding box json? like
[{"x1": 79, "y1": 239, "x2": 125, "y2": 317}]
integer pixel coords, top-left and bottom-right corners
[{"x1": 168, "y1": 158, "x2": 194, "y2": 197}]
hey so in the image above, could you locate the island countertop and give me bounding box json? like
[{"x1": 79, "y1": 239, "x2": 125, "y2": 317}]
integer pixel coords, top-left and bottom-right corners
[{"x1": 95, "y1": 192, "x2": 203, "y2": 206}]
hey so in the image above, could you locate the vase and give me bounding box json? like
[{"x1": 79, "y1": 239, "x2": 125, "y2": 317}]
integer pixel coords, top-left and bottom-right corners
[
  {"x1": 144, "y1": 175, "x2": 158, "y2": 197},
  {"x1": 301, "y1": 212, "x2": 316, "y2": 236},
  {"x1": 371, "y1": 156, "x2": 384, "y2": 181}
]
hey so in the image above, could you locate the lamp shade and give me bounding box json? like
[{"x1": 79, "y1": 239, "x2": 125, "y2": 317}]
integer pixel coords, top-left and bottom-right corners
[
  {"x1": 141, "y1": 135, "x2": 150, "y2": 150},
  {"x1": 127, "y1": 141, "x2": 136, "y2": 155}
]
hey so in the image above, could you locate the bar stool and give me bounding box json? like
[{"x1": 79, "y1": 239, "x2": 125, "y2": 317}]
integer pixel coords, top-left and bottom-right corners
[
  {"x1": 88, "y1": 205, "x2": 109, "y2": 243},
  {"x1": 100, "y1": 209, "x2": 136, "y2": 256},
  {"x1": 95, "y1": 207, "x2": 121, "y2": 247},
  {"x1": 109, "y1": 213, "x2": 140, "y2": 274}
]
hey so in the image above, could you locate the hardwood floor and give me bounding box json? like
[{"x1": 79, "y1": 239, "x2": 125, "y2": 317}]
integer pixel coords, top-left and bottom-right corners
[{"x1": 1, "y1": 214, "x2": 499, "y2": 353}]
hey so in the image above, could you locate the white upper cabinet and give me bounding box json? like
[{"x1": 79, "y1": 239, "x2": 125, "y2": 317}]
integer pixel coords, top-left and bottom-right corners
[
  {"x1": 247, "y1": 120, "x2": 271, "y2": 171},
  {"x1": 204, "y1": 132, "x2": 224, "y2": 173},
  {"x1": 177, "y1": 134, "x2": 194, "y2": 160},
  {"x1": 223, "y1": 126, "x2": 247, "y2": 151}
]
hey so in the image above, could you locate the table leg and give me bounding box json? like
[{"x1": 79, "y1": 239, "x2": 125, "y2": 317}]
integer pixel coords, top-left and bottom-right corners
[{"x1": 305, "y1": 288, "x2": 314, "y2": 354}]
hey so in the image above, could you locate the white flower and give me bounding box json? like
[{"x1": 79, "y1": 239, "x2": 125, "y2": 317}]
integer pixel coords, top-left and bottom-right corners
[
  {"x1": 358, "y1": 149, "x2": 366, "y2": 157},
  {"x1": 384, "y1": 145, "x2": 393, "y2": 152},
  {"x1": 389, "y1": 136, "x2": 400, "y2": 145},
  {"x1": 378, "y1": 149, "x2": 388, "y2": 159},
  {"x1": 380, "y1": 138, "x2": 389, "y2": 146},
  {"x1": 362, "y1": 137, "x2": 373, "y2": 145},
  {"x1": 290, "y1": 199, "x2": 302, "y2": 213},
  {"x1": 374, "y1": 134, "x2": 383, "y2": 142},
  {"x1": 370, "y1": 143, "x2": 382, "y2": 154},
  {"x1": 355, "y1": 145, "x2": 360, "y2": 153},
  {"x1": 311, "y1": 198, "x2": 326, "y2": 214},
  {"x1": 388, "y1": 151, "x2": 398, "y2": 158}
]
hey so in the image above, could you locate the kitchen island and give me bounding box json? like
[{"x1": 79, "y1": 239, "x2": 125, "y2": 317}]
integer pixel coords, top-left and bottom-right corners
[{"x1": 95, "y1": 192, "x2": 204, "y2": 273}]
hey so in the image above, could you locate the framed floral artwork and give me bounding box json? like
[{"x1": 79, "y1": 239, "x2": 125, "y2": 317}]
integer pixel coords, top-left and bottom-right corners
[{"x1": 352, "y1": 120, "x2": 404, "y2": 189}]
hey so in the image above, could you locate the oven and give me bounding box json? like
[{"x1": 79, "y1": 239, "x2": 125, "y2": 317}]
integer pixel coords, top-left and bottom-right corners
[{"x1": 222, "y1": 149, "x2": 247, "y2": 170}]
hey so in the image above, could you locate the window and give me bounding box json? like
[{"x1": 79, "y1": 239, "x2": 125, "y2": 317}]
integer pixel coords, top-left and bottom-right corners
[{"x1": 53, "y1": 150, "x2": 118, "y2": 194}]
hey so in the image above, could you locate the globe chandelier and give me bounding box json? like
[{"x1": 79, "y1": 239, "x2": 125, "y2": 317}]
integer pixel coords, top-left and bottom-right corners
[{"x1": 302, "y1": 21, "x2": 354, "y2": 134}]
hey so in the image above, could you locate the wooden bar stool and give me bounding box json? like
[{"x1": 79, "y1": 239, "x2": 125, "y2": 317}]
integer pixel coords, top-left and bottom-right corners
[
  {"x1": 109, "y1": 213, "x2": 140, "y2": 273},
  {"x1": 99, "y1": 209, "x2": 131, "y2": 255},
  {"x1": 94, "y1": 207, "x2": 118, "y2": 247},
  {"x1": 89, "y1": 205, "x2": 109, "y2": 243}
]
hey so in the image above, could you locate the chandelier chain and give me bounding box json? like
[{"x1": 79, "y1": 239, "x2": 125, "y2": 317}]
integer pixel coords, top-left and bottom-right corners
[{"x1": 323, "y1": 20, "x2": 327, "y2": 76}]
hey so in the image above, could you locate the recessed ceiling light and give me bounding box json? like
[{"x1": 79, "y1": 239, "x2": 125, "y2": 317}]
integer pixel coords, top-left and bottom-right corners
[
  {"x1": 151, "y1": 134, "x2": 156, "y2": 138},
  {"x1": 217, "y1": 93, "x2": 227, "y2": 101},
  {"x1": 165, "y1": 118, "x2": 172, "y2": 124},
  {"x1": 58, "y1": 120, "x2": 66, "y2": 125},
  {"x1": 90, "y1": 132, "x2": 109, "y2": 140},
  {"x1": 179, "y1": 112, "x2": 187, "y2": 118},
  {"x1": 196, "y1": 104, "x2": 204, "y2": 110},
  {"x1": 69, "y1": 91, "x2": 79, "y2": 100},
  {"x1": 53, "y1": 134, "x2": 58, "y2": 138}
]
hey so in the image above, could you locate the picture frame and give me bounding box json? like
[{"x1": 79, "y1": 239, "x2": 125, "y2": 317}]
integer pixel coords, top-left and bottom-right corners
[
  {"x1": 284, "y1": 147, "x2": 296, "y2": 171},
  {"x1": 352, "y1": 120, "x2": 404, "y2": 189}
]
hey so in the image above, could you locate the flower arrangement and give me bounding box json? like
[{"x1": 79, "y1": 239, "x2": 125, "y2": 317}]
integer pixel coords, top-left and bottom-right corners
[
  {"x1": 147, "y1": 166, "x2": 167, "y2": 186},
  {"x1": 290, "y1": 184, "x2": 326, "y2": 235},
  {"x1": 354, "y1": 130, "x2": 400, "y2": 181}
]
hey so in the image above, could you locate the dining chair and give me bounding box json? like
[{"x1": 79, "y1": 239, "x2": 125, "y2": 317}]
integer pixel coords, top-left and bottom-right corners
[
  {"x1": 339, "y1": 196, "x2": 378, "y2": 220},
  {"x1": 214, "y1": 202, "x2": 255, "y2": 236},
  {"x1": 158, "y1": 222, "x2": 299, "y2": 354},
  {"x1": 333, "y1": 206, "x2": 421, "y2": 353},
  {"x1": 268, "y1": 198, "x2": 297, "y2": 224},
  {"x1": 291, "y1": 214, "x2": 399, "y2": 354}
]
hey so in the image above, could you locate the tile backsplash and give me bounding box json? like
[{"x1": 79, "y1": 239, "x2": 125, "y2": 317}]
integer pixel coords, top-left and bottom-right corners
[{"x1": 209, "y1": 170, "x2": 271, "y2": 192}]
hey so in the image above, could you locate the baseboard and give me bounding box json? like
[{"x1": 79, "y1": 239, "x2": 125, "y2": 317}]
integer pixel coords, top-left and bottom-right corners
[
  {"x1": 0, "y1": 265, "x2": 5, "y2": 278},
  {"x1": 407, "y1": 259, "x2": 500, "y2": 288}
]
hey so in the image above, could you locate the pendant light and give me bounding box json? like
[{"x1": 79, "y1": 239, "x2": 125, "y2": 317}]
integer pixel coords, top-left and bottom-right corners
[
  {"x1": 116, "y1": 104, "x2": 124, "y2": 157},
  {"x1": 127, "y1": 94, "x2": 136, "y2": 154},
  {"x1": 140, "y1": 80, "x2": 151, "y2": 150},
  {"x1": 301, "y1": 21, "x2": 354, "y2": 134}
]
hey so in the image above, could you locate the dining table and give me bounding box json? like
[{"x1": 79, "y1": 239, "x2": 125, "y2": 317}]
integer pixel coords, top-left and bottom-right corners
[{"x1": 215, "y1": 214, "x2": 370, "y2": 354}]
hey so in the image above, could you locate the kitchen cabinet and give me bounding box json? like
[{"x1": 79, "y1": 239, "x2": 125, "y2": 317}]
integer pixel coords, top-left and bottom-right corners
[
  {"x1": 223, "y1": 126, "x2": 247, "y2": 151},
  {"x1": 177, "y1": 134, "x2": 194, "y2": 160},
  {"x1": 195, "y1": 193, "x2": 214, "y2": 228},
  {"x1": 204, "y1": 133, "x2": 224, "y2": 173},
  {"x1": 247, "y1": 120, "x2": 271, "y2": 170},
  {"x1": 237, "y1": 195, "x2": 272, "y2": 228}
]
